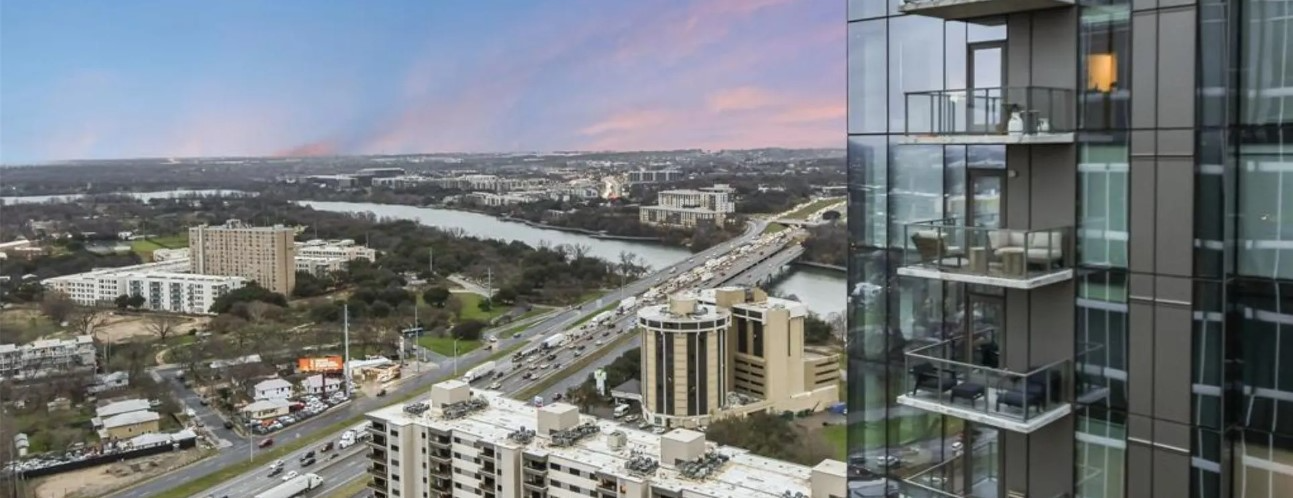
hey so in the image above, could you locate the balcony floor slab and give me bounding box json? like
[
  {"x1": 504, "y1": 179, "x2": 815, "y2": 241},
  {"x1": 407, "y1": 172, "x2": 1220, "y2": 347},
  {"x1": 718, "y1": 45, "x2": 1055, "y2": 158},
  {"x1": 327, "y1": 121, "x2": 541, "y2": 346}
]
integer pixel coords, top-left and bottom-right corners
[
  {"x1": 899, "y1": 0, "x2": 1076, "y2": 21},
  {"x1": 897, "y1": 394, "x2": 1071, "y2": 434},
  {"x1": 899, "y1": 132, "x2": 1075, "y2": 145},
  {"x1": 898, "y1": 265, "x2": 1073, "y2": 289}
]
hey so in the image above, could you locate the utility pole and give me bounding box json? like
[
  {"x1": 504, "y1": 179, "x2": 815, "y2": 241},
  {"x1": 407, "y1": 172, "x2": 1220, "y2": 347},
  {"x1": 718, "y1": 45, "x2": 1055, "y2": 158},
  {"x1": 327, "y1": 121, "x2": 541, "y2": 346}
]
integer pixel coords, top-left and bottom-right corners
[
  {"x1": 343, "y1": 305, "x2": 352, "y2": 396},
  {"x1": 428, "y1": 248, "x2": 434, "y2": 276},
  {"x1": 486, "y1": 267, "x2": 492, "y2": 299}
]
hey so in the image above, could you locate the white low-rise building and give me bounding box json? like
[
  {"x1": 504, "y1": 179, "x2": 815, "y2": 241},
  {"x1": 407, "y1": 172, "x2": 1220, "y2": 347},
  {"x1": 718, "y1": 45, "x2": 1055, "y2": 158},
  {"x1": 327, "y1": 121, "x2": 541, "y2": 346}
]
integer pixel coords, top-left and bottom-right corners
[
  {"x1": 252, "y1": 378, "x2": 294, "y2": 401},
  {"x1": 42, "y1": 259, "x2": 244, "y2": 314},
  {"x1": 294, "y1": 239, "x2": 375, "y2": 276},
  {"x1": 0, "y1": 335, "x2": 96, "y2": 380},
  {"x1": 301, "y1": 374, "x2": 344, "y2": 395}
]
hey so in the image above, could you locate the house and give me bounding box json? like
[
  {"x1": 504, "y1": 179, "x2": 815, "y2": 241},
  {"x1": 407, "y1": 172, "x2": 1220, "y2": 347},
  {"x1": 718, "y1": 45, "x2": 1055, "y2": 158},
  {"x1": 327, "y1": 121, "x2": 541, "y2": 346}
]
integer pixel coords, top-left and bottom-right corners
[
  {"x1": 87, "y1": 371, "x2": 130, "y2": 394},
  {"x1": 95, "y1": 398, "x2": 151, "y2": 419},
  {"x1": 301, "y1": 374, "x2": 343, "y2": 395},
  {"x1": 97, "y1": 410, "x2": 161, "y2": 440},
  {"x1": 251, "y1": 378, "x2": 293, "y2": 401},
  {"x1": 241, "y1": 399, "x2": 291, "y2": 420}
]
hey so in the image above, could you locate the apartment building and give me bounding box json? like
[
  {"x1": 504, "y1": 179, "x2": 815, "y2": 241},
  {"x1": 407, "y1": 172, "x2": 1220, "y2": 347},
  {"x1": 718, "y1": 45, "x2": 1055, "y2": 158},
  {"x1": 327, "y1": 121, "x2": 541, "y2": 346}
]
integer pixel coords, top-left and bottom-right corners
[
  {"x1": 189, "y1": 219, "x2": 296, "y2": 295},
  {"x1": 627, "y1": 169, "x2": 683, "y2": 184},
  {"x1": 42, "y1": 259, "x2": 246, "y2": 314},
  {"x1": 639, "y1": 185, "x2": 736, "y2": 228},
  {"x1": 294, "y1": 238, "x2": 376, "y2": 276},
  {"x1": 0, "y1": 335, "x2": 96, "y2": 380},
  {"x1": 364, "y1": 380, "x2": 847, "y2": 498},
  {"x1": 847, "y1": 1, "x2": 1291, "y2": 497},
  {"x1": 637, "y1": 288, "x2": 840, "y2": 429}
]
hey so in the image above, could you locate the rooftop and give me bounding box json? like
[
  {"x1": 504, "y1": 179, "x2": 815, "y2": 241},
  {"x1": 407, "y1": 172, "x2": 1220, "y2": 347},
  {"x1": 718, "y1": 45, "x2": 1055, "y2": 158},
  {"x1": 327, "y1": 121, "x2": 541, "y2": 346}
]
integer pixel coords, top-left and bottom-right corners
[
  {"x1": 95, "y1": 398, "x2": 151, "y2": 418},
  {"x1": 697, "y1": 287, "x2": 808, "y2": 319},
  {"x1": 100, "y1": 410, "x2": 160, "y2": 429},
  {"x1": 369, "y1": 389, "x2": 841, "y2": 498},
  {"x1": 243, "y1": 399, "x2": 292, "y2": 412},
  {"x1": 254, "y1": 378, "x2": 293, "y2": 391}
]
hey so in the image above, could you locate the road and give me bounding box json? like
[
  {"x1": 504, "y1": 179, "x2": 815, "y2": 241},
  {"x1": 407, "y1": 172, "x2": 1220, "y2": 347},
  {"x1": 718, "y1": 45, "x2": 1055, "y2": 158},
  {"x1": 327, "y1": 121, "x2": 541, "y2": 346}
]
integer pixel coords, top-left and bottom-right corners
[{"x1": 115, "y1": 221, "x2": 769, "y2": 498}]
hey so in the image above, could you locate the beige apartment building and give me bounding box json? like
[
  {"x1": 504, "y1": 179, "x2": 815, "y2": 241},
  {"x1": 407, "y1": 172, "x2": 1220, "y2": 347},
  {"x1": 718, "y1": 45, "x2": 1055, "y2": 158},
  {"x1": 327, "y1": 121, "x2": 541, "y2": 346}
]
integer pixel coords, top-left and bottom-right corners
[
  {"x1": 364, "y1": 380, "x2": 846, "y2": 498},
  {"x1": 637, "y1": 287, "x2": 840, "y2": 429},
  {"x1": 189, "y1": 219, "x2": 296, "y2": 295},
  {"x1": 638, "y1": 185, "x2": 735, "y2": 228}
]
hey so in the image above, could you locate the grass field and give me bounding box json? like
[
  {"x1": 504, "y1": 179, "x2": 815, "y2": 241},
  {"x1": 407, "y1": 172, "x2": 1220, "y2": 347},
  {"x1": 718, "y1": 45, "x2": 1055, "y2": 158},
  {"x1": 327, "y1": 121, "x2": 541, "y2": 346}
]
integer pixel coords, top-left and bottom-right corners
[
  {"x1": 783, "y1": 197, "x2": 845, "y2": 220},
  {"x1": 417, "y1": 336, "x2": 482, "y2": 357},
  {"x1": 762, "y1": 223, "x2": 788, "y2": 235},
  {"x1": 131, "y1": 233, "x2": 189, "y2": 258},
  {"x1": 323, "y1": 476, "x2": 370, "y2": 497},
  {"x1": 453, "y1": 293, "x2": 509, "y2": 323}
]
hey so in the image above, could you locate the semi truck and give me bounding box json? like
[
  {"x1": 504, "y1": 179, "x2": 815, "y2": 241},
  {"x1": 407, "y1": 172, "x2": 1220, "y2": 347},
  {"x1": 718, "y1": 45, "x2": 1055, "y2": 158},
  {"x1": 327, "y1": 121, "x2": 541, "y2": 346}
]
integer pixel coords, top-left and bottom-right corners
[
  {"x1": 592, "y1": 311, "x2": 615, "y2": 326},
  {"x1": 463, "y1": 361, "x2": 497, "y2": 383},
  {"x1": 616, "y1": 297, "x2": 637, "y2": 314},
  {"x1": 253, "y1": 473, "x2": 324, "y2": 498},
  {"x1": 542, "y1": 333, "x2": 567, "y2": 349}
]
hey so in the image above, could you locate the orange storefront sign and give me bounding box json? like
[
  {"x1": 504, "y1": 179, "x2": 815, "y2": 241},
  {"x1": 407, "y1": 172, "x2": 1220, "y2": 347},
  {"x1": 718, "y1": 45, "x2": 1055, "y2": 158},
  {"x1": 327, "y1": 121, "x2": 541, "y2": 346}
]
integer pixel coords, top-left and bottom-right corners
[{"x1": 297, "y1": 356, "x2": 344, "y2": 373}]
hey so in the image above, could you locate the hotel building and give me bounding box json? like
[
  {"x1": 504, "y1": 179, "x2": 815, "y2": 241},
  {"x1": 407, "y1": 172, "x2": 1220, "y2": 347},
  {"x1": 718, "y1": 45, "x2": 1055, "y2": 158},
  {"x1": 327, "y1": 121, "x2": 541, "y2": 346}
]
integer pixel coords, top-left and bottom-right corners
[{"x1": 190, "y1": 219, "x2": 296, "y2": 295}]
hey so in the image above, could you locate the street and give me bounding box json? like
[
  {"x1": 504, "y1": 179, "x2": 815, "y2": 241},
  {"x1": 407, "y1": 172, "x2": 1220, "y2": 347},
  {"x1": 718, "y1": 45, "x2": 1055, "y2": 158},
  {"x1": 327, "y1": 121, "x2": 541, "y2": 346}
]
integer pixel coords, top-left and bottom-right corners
[{"x1": 110, "y1": 221, "x2": 771, "y2": 498}]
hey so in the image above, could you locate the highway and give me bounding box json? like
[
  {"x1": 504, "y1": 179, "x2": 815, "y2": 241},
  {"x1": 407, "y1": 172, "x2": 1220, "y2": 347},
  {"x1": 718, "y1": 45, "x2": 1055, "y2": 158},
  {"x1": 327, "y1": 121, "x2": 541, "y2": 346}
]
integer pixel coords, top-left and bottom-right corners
[
  {"x1": 250, "y1": 229, "x2": 816, "y2": 498},
  {"x1": 124, "y1": 221, "x2": 770, "y2": 498}
]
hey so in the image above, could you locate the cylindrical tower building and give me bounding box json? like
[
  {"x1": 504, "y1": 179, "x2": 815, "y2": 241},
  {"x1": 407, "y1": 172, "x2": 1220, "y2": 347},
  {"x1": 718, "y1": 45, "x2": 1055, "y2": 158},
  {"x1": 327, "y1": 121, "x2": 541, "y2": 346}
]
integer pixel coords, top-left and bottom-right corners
[{"x1": 637, "y1": 292, "x2": 731, "y2": 428}]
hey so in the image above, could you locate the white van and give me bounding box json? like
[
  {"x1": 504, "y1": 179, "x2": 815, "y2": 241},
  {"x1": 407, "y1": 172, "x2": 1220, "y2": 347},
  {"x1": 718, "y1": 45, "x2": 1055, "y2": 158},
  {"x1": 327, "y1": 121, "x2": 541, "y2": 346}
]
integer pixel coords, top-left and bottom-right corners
[{"x1": 613, "y1": 404, "x2": 632, "y2": 418}]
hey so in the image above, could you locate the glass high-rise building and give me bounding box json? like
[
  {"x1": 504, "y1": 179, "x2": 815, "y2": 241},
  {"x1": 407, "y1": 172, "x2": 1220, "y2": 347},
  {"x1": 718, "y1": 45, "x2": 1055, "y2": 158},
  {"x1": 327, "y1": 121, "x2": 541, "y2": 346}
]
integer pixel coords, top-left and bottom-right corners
[{"x1": 846, "y1": 0, "x2": 1293, "y2": 497}]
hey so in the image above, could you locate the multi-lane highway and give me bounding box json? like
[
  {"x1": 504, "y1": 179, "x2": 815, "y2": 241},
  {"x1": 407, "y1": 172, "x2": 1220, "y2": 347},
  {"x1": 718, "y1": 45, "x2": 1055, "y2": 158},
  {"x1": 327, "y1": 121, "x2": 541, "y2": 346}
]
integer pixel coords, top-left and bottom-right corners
[
  {"x1": 241, "y1": 227, "x2": 816, "y2": 498},
  {"x1": 125, "y1": 221, "x2": 772, "y2": 498}
]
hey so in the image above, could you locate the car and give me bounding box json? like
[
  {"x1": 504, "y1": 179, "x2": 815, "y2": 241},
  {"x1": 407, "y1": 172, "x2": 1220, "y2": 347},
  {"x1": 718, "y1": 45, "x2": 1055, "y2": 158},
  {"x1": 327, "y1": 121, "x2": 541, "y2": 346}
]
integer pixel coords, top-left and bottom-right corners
[
  {"x1": 595, "y1": 340, "x2": 604, "y2": 346},
  {"x1": 268, "y1": 467, "x2": 283, "y2": 478},
  {"x1": 652, "y1": 427, "x2": 668, "y2": 435},
  {"x1": 259, "y1": 438, "x2": 274, "y2": 448},
  {"x1": 301, "y1": 457, "x2": 316, "y2": 467},
  {"x1": 198, "y1": 398, "x2": 209, "y2": 406},
  {"x1": 377, "y1": 389, "x2": 388, "y2": 397},
  {"x1": 623, "y1": 414, "x2": 639, "y2": 423},
  {"x1": 876, "y1": 455, "x2": 902, "y2": 468},
  {"x1": 488, "y1": 381, "x2": 502, "y2": 390},
  {"x1": 538, "y1": 364, "x2": 549, "y2": 370},
  {"x1": 270, "y1": 459, "x2": 284, "y2": 469},
  {"x1": 301, "y1": 450, "x2": 315, "y2": 460},
  {"x1": 552, "y1": 393, "x2": 564, "y2": 401},
  {"x1": 223, "y1": 420, "x2": 234, "y2": 429},
  {"x1": 322, "y1": 442, "x2": 334, "y2": 452},
  {"x1": 282, "y1": 470, "x2": 298, "y2": 481},
  {"x1": 551, "y1": 363, "x2": 561, "y2": 369},
  {"x1": 523, "y1": 373, "x2": 534, "y2": 380}
]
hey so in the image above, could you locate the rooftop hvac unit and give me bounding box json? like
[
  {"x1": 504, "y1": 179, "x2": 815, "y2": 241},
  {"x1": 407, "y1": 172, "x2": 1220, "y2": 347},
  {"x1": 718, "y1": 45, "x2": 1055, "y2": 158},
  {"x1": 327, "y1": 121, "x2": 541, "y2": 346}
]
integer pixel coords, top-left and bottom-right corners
[
  {"x1": 442, "y1": 397, "x2": 489, "y2": 420},
  {"x1": 403, "y1": 402, "x2": 430, "y2": 415},
  {"x1": 508, "y1": 427, "x2": 536, "y2": 444},
  {"x1": 607, "y1": 431, "x2": 627, "y2": 450}
]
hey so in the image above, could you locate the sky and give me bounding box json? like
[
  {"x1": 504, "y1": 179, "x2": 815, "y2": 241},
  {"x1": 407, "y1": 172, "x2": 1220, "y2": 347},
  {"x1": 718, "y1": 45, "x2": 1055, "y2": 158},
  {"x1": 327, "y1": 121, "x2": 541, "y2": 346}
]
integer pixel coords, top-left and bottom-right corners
[{"x1": 0, "y1": 0, "x2": 843, "y2": 164}]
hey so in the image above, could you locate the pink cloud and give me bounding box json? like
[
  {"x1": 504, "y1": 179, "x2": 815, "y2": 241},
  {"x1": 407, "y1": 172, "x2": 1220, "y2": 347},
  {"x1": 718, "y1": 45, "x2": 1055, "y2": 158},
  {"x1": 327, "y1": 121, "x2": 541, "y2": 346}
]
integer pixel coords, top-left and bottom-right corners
[
  {"x1": 707, "y1": 86, "x2": 777, "y2": 112},
  {"x1": 275, "y1": 139, "x2": 339, "y2": 158},
  {"x1": 771, "y1": 103, "x2": 845, "y2": 124},
  {"x1": 579, "y1": 110, "x2": 677, "y2": 136}
]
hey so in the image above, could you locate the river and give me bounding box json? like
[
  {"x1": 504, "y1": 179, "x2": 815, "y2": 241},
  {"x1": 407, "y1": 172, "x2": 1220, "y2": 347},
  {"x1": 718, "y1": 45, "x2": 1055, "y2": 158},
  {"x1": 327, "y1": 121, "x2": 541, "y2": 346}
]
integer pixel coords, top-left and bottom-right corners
[
  {"x1": 300, "y1": 201, "x2": 846, "y2": 316},
  {"x1": 1, "y1": 189, "x2": 249, "y2": 205}
]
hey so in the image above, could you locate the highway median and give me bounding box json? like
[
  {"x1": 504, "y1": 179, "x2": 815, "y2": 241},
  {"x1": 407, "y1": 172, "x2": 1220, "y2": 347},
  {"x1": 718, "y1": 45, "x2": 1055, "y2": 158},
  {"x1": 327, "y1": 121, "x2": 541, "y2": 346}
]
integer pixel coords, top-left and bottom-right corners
[{"x1": 514, "y1": 330, "x2": 637, "y2": 400}]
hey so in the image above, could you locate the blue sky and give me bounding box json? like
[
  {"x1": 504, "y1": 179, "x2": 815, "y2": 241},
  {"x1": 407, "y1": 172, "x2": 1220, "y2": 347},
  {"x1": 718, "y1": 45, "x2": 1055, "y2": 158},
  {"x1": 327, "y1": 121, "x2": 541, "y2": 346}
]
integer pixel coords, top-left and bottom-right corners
[{"x1": 0, "y1": 0, "x2": 843, "y2": 163}]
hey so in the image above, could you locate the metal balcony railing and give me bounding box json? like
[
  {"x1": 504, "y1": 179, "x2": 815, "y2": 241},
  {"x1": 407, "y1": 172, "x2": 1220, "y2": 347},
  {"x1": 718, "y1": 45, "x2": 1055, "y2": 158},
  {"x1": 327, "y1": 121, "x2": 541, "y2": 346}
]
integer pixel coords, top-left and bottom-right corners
[
  {"x1": 904, "y1": 87, "x2": 1074, "y2": 144},
  {"x1": 897, "y1": 337, "x2": 1102, "y2": 433},
  {"x1": 899, "y1": 219, "x2": 1075, "y2": 289},
  {"x1": 898, "y1": 442, "x2": 999, "y2": 498},
  {"x1": 898, "y1": 0, "x2": 1076, "y2": 21}
]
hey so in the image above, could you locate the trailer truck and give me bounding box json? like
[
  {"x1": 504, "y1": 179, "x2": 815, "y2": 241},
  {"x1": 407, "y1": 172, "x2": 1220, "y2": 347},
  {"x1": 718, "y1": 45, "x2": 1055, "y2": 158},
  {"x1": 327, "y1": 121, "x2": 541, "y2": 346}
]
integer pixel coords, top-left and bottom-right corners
[
  {"x1": 463, "y1": 361, "x2": 497, "y2": 383},
  {"x1": 253, "y1": 473, "x2": 324, "y2": 498},
  {"x1": 616, "y1": 297, "x2": 637, "y2": 314},
  {"x1": 542, "y1": 333, "x2": 567, "y2": 349}
]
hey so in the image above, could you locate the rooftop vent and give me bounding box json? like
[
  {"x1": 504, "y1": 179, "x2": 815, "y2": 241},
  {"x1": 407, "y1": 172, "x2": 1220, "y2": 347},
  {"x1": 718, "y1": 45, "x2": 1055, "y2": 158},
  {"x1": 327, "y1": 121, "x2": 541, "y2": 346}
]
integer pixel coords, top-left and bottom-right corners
[
  {"x1": 403, "y1": 402, "x2": 430, "y2": 415},
  {"x1": 782, "y1": 492, "x2": 809, "y2": 498},
  {"x1": 678, "y1": 451, "x2": 731, "y2": 480},
  {"x1": 442, "y1": 397, "x2": 489, "y2": 420},
  {"x1": 550, "y1": 422, "x2": 600, "y2": 447},
  {"x1": 624, "y1": 454, "x2": 659, "y2": 476},
  {"x1": 508, "y1": 427, "x2": 536, "y2": 444}
]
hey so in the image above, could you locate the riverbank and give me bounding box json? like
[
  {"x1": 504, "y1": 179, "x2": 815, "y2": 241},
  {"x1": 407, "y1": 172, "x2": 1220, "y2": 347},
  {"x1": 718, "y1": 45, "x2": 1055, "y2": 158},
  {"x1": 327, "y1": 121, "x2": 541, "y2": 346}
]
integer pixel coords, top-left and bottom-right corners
[
  {"x1": 496, "y1": 215, "x2": 663, "y2": 242},
  {"x1": 794, "y1": 260, "x2": 846, "y2": 272}
]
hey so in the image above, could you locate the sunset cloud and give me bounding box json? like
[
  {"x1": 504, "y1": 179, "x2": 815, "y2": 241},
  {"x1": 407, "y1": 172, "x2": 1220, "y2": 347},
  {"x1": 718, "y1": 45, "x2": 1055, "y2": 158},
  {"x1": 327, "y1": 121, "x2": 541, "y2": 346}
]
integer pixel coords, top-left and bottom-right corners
[{"x1": 707, "y1": 86, "x2": 777, "y2": 112}]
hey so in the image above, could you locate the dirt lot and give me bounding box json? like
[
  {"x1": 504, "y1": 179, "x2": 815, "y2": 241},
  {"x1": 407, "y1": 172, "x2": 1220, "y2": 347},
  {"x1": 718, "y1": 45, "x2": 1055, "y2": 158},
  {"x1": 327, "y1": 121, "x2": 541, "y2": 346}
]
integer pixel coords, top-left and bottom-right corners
[
  {"x1": 96, "y1": 313, "x2": 209, "y2": 344},
  {"x1": 31, "y1": 448, "x2": 206, "y2": 498}
]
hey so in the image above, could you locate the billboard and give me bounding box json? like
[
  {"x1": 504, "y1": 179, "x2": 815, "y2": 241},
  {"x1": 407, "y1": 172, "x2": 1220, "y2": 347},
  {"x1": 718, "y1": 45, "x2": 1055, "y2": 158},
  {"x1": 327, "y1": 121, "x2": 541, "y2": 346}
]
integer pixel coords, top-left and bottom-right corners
[{"x1": 297, "y1": 356, "x2": 344, "y2": 373}]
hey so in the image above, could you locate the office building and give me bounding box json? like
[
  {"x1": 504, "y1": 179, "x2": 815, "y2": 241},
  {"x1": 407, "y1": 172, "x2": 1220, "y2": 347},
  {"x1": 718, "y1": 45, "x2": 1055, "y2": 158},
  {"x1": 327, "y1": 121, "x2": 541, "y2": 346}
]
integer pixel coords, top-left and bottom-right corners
[
  {"x1": 639, "y1": 185, "x2": 736, "y2": 228},
  {"x1": 0, "y1": 335, "x2": 96, "y2": 380},
  {"x1": 637, "y1": 288, "x2": 839, "y2": 429},
  {"x1": 294, "y1": 238, "x2": 376, "y2": 276},
  {"x1": 42, "y1": 259, "x2": 246, "y2": 315},
  {"x1": 848, "y1": 1, "x2": 1291, "y2": 497},
  {"x1": 363, "y1": 380, "x2": 847, "y2": 498},
  {"x1": 189, "y1": 219, "x2": 296, "y2": 295}
]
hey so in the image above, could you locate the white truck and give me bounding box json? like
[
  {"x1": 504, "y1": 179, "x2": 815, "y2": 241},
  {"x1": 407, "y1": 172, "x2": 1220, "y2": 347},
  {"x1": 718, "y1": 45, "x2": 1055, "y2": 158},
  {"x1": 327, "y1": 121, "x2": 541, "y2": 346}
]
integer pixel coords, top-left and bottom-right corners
[
  {"x1": 592, "y1": 311, "x2": 615, "y2": 326},
  {"x1": 542, "y1": 333, "x2": 567, "y2": 350},
  {"x1": 253, "y1": 473, "x2": 324, "y2": 498},
  {"x1": 616, "y1": 297, "x2": 637, "y2": 314},
  {"x1": 463, "y1": 361, "x2": 497, "y2": 383}
]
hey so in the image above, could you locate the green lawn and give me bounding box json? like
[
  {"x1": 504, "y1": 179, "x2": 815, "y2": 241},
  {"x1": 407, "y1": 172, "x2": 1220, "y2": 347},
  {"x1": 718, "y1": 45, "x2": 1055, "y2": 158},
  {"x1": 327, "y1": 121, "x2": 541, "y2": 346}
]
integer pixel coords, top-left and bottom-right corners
[
  {"x1": 571, "y1": 301, "x2": 618, "y2": 328},
  {"x1": 499, "y1": 322, "x2": 532, "y2": 339},
  {"x1": 762, "y1": 223, "x2": 788, "y2": 235},
  {"x1": 131, "y1": 233, "x2": 189, "y2": 258},
  {"x1": 417, "y1": 336, "x2": 482, "y2": 357},
  {"x1": 453, "y1": 293, "x2": 509, "y2": 323},
  {"x1": 784, "y1": 197, "x2": 845, "y2": 220}
]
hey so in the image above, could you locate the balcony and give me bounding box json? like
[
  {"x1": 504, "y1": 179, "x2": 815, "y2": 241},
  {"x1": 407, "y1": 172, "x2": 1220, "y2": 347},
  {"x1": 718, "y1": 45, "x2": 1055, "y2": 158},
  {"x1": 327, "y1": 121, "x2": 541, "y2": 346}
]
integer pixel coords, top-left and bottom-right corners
[
  {"x1": 898, "y1": 220, "x2": 1074, "y2": 289},
  {"x1": 895, "y1": 337, "x2": 1101, "y2": 433},
  {"x1": 902, "y1": 87, "x2": 1073, "y2": 145},
  {"x1": 898, "y1": 445, "x2": 999, "y2": 498},
  {"x1": 898, "y1": 0, "x2": 1075, "y2": 22}
]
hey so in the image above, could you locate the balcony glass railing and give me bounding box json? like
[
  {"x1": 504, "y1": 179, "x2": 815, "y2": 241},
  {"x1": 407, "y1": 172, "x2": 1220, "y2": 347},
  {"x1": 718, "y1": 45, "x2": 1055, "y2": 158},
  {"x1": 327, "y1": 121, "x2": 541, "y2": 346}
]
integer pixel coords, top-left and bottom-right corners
[
  {"x1": 899, "y1": 442, "x2": 999, "y2": 498},
  {"x1": 899, "y1": 0, "x2": 1077, "y2": 21},
  {"x1": 904, "y1": 87, "x2": 1073, "y2": 143},
  {"x1": 898, "y1": 337, "x2": 1102, "y2": 433},
  {"x1": 900, "y1": 219, "x2": 1074, "y2": 289}
]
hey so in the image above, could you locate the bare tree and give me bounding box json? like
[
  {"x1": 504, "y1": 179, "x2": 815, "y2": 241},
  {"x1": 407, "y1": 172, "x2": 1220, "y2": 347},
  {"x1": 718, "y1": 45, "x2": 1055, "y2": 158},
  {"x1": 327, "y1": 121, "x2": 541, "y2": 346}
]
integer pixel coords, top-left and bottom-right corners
[
  {"x1": 245, "y1": 300, "x2": 283, "y2": 323},
  {"x1": 70, "y1": 307, "x2": 109, "y2": 337},
  {"x1": 40, "y1": 290, "x2": 76, "y2": 323},
  {"x1": 571, "y1": 243, "x2": 591, "y2": 260},
  {"x1": 144, "y1": 313, "x2": 184, "y2": 344}
]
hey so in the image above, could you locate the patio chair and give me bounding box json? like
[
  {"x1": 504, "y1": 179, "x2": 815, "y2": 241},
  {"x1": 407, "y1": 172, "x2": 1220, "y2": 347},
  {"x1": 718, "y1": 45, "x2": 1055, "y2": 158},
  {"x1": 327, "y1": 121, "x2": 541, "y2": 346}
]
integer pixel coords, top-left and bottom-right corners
[{"x1": 909, "y1": 362, "x2": 959, "y2": 396}]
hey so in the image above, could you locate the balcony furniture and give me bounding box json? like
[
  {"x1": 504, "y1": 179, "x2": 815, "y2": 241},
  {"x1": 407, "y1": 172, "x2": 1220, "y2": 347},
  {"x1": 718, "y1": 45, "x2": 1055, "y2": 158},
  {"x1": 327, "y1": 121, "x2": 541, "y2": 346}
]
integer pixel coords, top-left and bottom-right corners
[
  {"x1": 996, "y1": 370, "x2": 1062, "y2": 414},
  {"x1": 911, "y1": 231, "x2": 964, "y2": 267},
  {"x1": 950, "y1": 382, "x2": 986, "y2": 408},
  {"x1": 968, "y1": 246, "x2": 990, "y2": 273},
  {"x1": 910, "y1": 362, "x2": 960, "y2": 395}
]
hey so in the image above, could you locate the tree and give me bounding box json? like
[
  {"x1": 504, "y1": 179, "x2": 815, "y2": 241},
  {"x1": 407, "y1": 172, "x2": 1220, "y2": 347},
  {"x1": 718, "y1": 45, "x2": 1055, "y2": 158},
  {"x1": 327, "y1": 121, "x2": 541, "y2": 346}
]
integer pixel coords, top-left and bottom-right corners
[
  {"x1": 292, "y1": 271, "x2": 331, "y2": 298},
  {"x1": 40, "y1": 291, "x2": 75, "y2": 323},
  {"x1": 422, "y1": 286, "x2": 451, "y2": 308},
  {"x1": 477, "y1": 298, "x2": 492, "y2": 313},
  {"x1": 71, "y1": 308, "x2": 108, "y2": 337},
  {"x1": 450, "y1": 320, "x2": 486, "y2": 341},
  {"x1": 208, "y1": 282, "x2": 287, "y2": 314},
  {"x1": 804, "y1": 314, "x2": 835, "y2": 345},
  {"x1": 445, "y1": 295, "x2": 464, "y2": 317},
  {"x1": 127, "y1": 294, "x2": 146, "y2": 309},
  {"x1": 208, "y1": 313, "x2": 247, "y2": 335},
  {"x1": 113, "y1": 294, "x2": 131, "y2": 310},
  {"x1": 145, "y1": 313, "x2": 184, "y2": 343},
  {"x1": 493, "y1": 287, "x2": 519, "y2": 305},
  {"x1": 370, "y1": 301, "x2": 393, "y2": 318}
]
